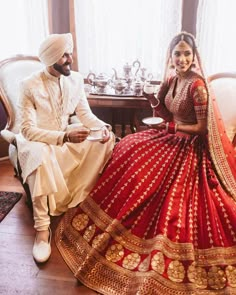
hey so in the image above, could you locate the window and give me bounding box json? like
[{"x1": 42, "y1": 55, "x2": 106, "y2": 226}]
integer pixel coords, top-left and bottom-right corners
[
  {"x1": 196, "y1": 0, "x2": 236, "y2": 74},
  {"x1": 0, "y1": 0, "x2": 49, "y2": 60},
  {"x1": 74, "y1": 0, "x2": 182, "y2": 80}
]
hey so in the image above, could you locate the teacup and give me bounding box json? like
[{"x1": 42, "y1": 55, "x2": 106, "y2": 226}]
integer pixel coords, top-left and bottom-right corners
[
  {"x1": 143, "y1": 82, "x2": 155, "y2": 94},
  {"x1": 89, "y1": 127, "x2": 103, "y2": 139}
]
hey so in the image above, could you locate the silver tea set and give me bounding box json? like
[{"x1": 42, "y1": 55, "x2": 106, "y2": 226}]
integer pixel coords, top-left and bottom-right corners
[{"x1": 87, "y1": 59, "x2": 153, "y2": 96}]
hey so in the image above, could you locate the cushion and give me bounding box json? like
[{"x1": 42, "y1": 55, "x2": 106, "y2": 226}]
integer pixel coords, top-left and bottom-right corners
[
  {"x1": 210, "y1": 77, "x2": 236, "y2": 142},
  {"x1": 0, "y1": 58, "x2": 43, "y2": 133}
]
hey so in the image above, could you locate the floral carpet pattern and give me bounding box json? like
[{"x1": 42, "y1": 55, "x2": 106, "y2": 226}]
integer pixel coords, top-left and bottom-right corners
[{"x1": 0, "y1": 191, "x2": 22, "y2": 222}]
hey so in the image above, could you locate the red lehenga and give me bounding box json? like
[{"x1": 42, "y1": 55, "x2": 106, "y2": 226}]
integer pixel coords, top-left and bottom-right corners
[{"x1": 55, "y1": 34, "x2": 236, "y2": 294}]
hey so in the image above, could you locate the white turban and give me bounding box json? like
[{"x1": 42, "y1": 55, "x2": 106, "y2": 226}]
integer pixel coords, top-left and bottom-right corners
[{"x1": 38, "y1": 33, "x2": 73, "y2": 66}]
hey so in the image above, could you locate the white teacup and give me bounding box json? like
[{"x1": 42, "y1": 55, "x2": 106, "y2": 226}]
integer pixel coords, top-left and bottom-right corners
[
  {"x1": 89, "y1": 127, "x2": 103, "y2": 139},
  {"x1": 143, "y1": 83, "x2": 155, "y2": 94}
]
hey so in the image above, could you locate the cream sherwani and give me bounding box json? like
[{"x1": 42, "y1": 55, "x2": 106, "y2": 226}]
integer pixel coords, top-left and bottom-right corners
[{"x1": 16, "y1": 69, "x2": 114, "y2": 226}]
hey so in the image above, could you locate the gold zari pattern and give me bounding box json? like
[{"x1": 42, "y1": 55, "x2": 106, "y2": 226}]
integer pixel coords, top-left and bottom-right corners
[
  {"x1": 56, "y1": 186, "x2": 236, "y2": 295},
  {"x1": 226, "y1": 265, "x2": 236, "y2": 287},
  {"x1": 167, "y1": 260, "x2": 185, "y2": 283},
  {"x1": 122, "y1": 253, "x2": 141, "y2": 270},
  {"x1": 83, "y1": 224, "x2": 96, "y2": 242},
  {"x1": 105, "y1": 244, "x2": 124, "y2": 262},
  {"x1": 72, "y1": 213, "x2": 89, "y2": 231},
  {"x1": 151, "y1": 252, "x2": 165, "y2": 274},
  {"x1": 92, "y1": 233, "x2": 110, "y2": 252},
  {"x1": 208, "y1": 266, "x2": 227, "y2": 290},
  {"x1": 187, "y1": 262, "x2": 207, "y2": 289}
]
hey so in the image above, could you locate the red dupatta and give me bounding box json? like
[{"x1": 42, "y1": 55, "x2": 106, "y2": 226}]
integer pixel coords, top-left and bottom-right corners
[{"x1": 208, "y1": 83, "x2": 236, "y2": 198}]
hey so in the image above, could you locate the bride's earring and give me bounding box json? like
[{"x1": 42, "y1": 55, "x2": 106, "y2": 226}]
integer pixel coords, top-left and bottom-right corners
[{"x1": 169, "y1": 59, "x2": 175, "y2": 69}]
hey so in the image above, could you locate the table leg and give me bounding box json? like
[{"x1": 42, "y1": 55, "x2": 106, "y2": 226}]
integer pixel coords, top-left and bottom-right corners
[{"x1": 130, "y1": 109, "x2": 139, "y2": 133}]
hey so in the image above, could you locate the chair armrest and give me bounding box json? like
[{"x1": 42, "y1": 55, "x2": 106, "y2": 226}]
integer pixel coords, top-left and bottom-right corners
[{"x1": 0, "y1": 130, "x2": 16, "y2": 145}]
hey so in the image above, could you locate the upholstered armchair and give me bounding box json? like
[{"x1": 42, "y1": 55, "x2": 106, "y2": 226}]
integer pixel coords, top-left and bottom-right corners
[
  {"x1": 0, "y1": 55, "x2": 44, "y2": 204},
  {"x1": 208, "y1": 72, "x2": 236, "y2": 147}
]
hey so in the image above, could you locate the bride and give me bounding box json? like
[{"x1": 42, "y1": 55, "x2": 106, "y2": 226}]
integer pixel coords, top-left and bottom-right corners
[{"x1": 55, "y1": 32, "x2": 236, "y2": 295}]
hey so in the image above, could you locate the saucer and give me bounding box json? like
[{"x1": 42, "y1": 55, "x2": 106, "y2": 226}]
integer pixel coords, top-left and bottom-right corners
[
  {"x1": 87, "y1": 135, "x2": 103, "y2": 142},
  {"x1": 142, "y1": 117, "x2": 164, "y2": 126}
]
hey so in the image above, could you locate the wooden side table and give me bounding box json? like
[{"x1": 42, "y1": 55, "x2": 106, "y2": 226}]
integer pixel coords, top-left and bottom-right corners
[{"x1": 87, "y1": 94, "x2": 151, "y2": 137}]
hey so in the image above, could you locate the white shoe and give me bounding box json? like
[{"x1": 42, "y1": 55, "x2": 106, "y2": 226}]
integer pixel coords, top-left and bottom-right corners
[{"x1": 32, "y1": 228, "x2": 52, "y2": 263}]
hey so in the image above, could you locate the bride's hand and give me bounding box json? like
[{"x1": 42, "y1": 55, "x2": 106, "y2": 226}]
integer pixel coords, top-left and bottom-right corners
[
  {"x1": 143, "y1": 91, "x2": 160, "y2": 108},
  {"x1": 149, "y1": 122, "x2": 166, "y2": 130},
  {"x1": 143, "y1": 91, "x2": 156, "y2": 101}
]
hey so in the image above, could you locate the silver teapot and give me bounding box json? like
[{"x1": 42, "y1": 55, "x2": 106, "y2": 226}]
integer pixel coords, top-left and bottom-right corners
[
  {"x1": 111, "y1": 68, "x2": 127, "y2": 94},
  {"x1": 112, "y1": 79, "x2": 127, "y2": 94},
  {"x1": 87, "y1": 72, "x2": 111, "y2": 93}
]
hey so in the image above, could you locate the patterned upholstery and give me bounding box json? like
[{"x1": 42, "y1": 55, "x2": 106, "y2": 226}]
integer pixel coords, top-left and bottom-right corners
[
  {"x1": 0, "y1": 56, "x2": 44, "y2": 205},
  {"x1": 0, "y1": 55, "x2": 43, "y2": 169},
  {"x1": 0, "y1": 56, "x2": 43, "y2": 132},
  {"x1": 208, "y1": 72, "x2": 236, "y2": 145}
]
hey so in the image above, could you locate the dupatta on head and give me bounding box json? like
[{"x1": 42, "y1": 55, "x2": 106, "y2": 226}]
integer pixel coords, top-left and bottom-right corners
[{"x1": 163, "y1": 31, "x2": 236, "y2": 198}]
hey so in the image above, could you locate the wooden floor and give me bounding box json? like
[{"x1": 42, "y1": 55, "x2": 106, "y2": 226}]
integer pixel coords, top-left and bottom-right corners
[{"x1": 0, "y1": 158, "x2": 98, "y2": 295}]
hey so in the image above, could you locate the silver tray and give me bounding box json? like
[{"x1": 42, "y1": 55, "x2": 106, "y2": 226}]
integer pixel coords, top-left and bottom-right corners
[{"x1": 89, "y1": 89, "x2": 144, "y2": 97}]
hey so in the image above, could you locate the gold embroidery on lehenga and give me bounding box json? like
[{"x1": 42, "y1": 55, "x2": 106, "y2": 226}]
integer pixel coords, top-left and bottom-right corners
[
  {"x1": 83, "y1": 224, "x2": 96, "y2": 242},
  {"x1": 163, "y1": 150, "x2": 182, "y2": 236},
  {"x1": 226, "y1": 265, "x2": 236, "y2": 287},
  {"x1": 101, "y1": 143, "x2": 150, "y2": 210},
  {"x1": 72, "y1": 213, "x2": 89, "y2": 231},
  {"x1": 193, "y1": 177, "x2": 199, "y2": 247},
  {"x1": 122, "y1": 253, "x2": 141, "y2": 270},
  {"x1": 187, "y1": 262, "x2": 207, "y2": 289},
  {"x1": 176, "y1": 146, "x2": 193, "y2": 240},
  {"x1": 151, "y1": 252, "x2": 165, "y2": 274},
  {"x1": 208, "y1": 266, "x2": 226, "y2": 290},
  {"x1": 138, "y1": 255, "x2": 151, "y2": 272},
  {"x1": 205, "y1": 203, "x2": 214, "y2": 245},
  {"x1": 167, "y1": 260, "x2": 185, "y2": 282},
  {"x1": 81, "y1": 198, "x2": 236, "y2": 271},
  {"x1": 105, "y1": 244, "x2": 124, "y2": 262},
  {"x1": 215, "y1": 189, "x2": 236, "y2": 243},
  {"x1": 92, "y1": 233, "x2": 110, "y2": 252}
]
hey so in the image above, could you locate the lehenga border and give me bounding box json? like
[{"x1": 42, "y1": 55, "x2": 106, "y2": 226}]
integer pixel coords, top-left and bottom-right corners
[
  {"x1": 79, "y1": 197, "x2": 236, "y2": 266},
  {"x1": 55, "y1": 208, "x2": 236, "y2": 295}
]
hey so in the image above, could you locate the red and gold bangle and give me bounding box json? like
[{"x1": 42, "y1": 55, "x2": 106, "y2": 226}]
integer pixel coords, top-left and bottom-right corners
[{"x1": 166, "y1": 122, "x2": 177, "y2": 134}]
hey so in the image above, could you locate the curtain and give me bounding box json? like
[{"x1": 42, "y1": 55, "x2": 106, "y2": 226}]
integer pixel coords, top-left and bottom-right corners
[
  {"x1": 74, "y1": 0, "x2": 182, "y2": 80},
  {"x1": 0, "y1": 0, "x2": 49, "y2": 60},
  {"x1": 196, "y1": 0, "x2": 236, "y2": 75}
]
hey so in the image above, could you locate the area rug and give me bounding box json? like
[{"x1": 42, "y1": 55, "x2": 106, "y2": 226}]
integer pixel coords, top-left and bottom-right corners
[{"x1": 0, "y1": 191, "x2": 22, "y2": 222}]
